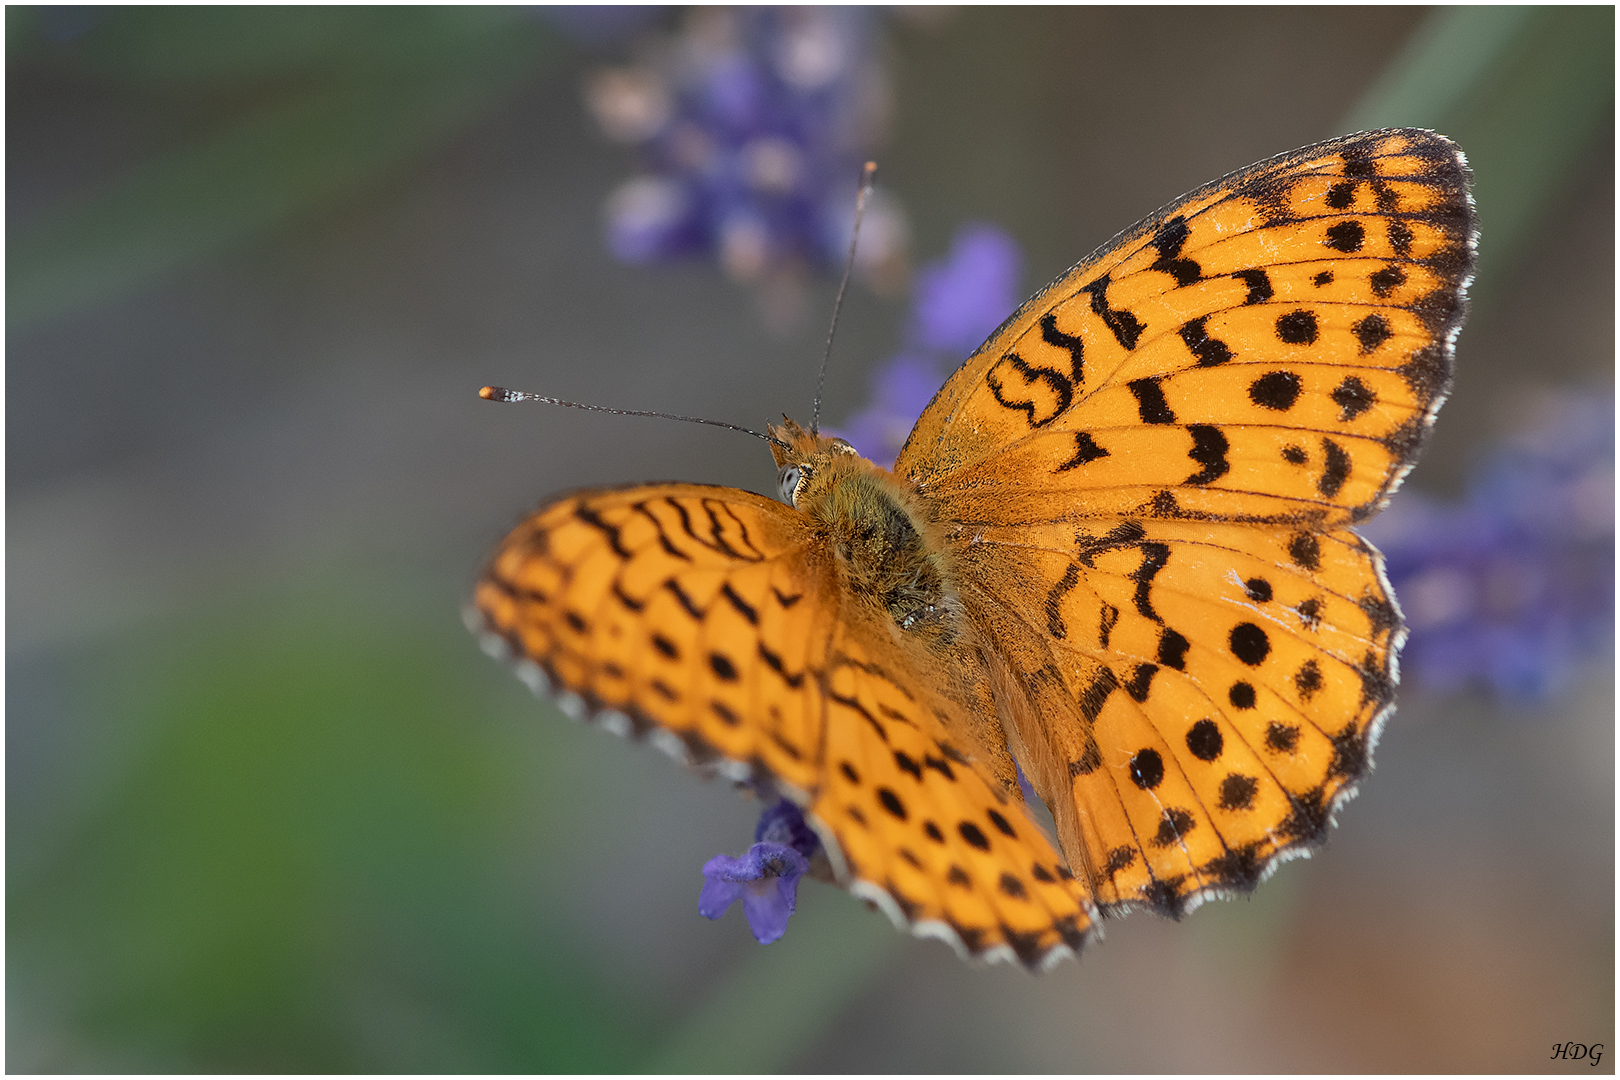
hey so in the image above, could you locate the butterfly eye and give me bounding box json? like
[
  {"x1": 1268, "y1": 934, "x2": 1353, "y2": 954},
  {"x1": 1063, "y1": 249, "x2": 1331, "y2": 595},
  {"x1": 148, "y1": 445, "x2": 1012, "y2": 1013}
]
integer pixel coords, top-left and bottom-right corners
[
  {"x1": 778, "y1": 465, "x2": 803, "y2": 505},
  {"x1": 829, "y1": 439, "x2": 858, "y2": 456}
]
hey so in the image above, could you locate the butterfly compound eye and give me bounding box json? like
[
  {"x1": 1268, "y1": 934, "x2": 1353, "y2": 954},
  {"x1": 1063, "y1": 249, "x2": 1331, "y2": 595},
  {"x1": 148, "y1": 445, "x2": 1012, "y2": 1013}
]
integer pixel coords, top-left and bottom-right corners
[{"x1": 778, "y1": 465, "x2": 802, "y2": 505}]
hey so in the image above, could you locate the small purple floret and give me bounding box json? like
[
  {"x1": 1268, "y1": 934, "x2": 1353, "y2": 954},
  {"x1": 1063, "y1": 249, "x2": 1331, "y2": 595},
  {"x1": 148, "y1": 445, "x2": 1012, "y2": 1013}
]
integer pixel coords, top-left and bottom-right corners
[
  {"x1": 699, "y1": 843, "x2": 809, "y2": 944},
  {"x1": 699, "y1": 799, "x2": 821, "y2": 944},
  {"x1": 1361, "y1": 389, "x2": 1613, "y2": 701},
  {"x1": 911, "y1": 223, "x2": 1024, "y2": 354}
]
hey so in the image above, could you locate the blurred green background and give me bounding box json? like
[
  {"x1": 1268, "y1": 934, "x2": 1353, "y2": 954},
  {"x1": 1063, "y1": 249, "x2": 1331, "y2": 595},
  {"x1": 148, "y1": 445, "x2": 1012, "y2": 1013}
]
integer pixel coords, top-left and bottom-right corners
[{"x1": 8, "y1": 6, "x2": 1612, "y2": 1072}]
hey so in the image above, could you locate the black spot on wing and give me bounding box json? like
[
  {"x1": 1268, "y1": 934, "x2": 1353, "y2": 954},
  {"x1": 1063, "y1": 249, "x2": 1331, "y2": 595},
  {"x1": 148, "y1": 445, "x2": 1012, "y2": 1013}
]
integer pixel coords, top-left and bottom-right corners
[
  {"x1": 1129, "y1": 748, "x2": 1164, "y2": 790},
  {"x1": 1039, "y1": 311, "x2": 1086, "y2": 385},
  {"x1": 1276, "y1": 310, "x2": 1318, "y2": 345},
  {"x1": 757, "y1": 640, "x2": 804, "y2": 688},
  {"x1": 1152, "y1": 808, "x2": 1195, "y2": 847},
  {"x1": 987, "y1": 809, "x2": 1017, "y2": 838},
  {"x1": 1318, "y1": 438, "x2": 1352, "y2": 498},
  {"x1": 1056, "y1": 432, "x2": 1109, "y2": 471},
  {"x1": 1249, "y1": 370, "x2": 1301, "y2": 411},
  {"x1": 1082, "y1": 274, "x2": 1146, "y2": 350},
  {"x1": 1231, "y1": 625, "x2": 1270, "y2": 667},
  {"x1": 1186, "y1": 718, "x2": 1223, "y2": 761},
  {"x1": 1388, "y1": 219, "x2": 1414, "y2": 257},
  {"x1": 1369, "y1": 264, "x2": 1407, "y2": 296},
  {"x1": 1148, "y1": 215, "x2": 1201, "y2": 286},
  {"x1": 1124, "y1": 663, "x2": 1157, "y2": 702},
  {"x1": 1179, "y1": 315, "x2": 1234, "y2": 367},
  {"x1": 1287, "y1": 532, "x2": 1321, "y2": 571},
  {"x1": 1325, "y1": 219, "x2": 1365, "y2": 252},
  {"x1": 1331, "y1": 376, "x2": 1376, "y2": 419},
  {"x1": 1200, "y1": 845, "x2": 1266, "y2": 895},
  {"x1": 1185, "y1": 425, "x2": 1230, "y2": 485},
  {"x1": 1353, "y1": 314, "x2": 1392, "y2": 354},
  {"x1": 1078, "y1": 667, "x2": 1118, "y2": 725},
  {"x1": 1074, "y1": 520, "x2": 1146, "y2": 566},
  {"x1": 959, "y1": 821, "x2": 991, "y2": 851},
  {"x1": 1218, "y1": 774, "x2": 1258, "y2": 811},
  {"x1": 1232, "y1": 267, "x2": 1274, "y2": 305},
  {"x1": 1328, "y1": 722, "x2": 1370, "y2": 782},
  {"x1": 1128, "y1": 378, "x2": 1176, "y2": 424},
  {"x1": 1294, "y1": 659, "x2": 1323, "y2": 700},
  {"x1": 1098, "y1": 603, "x2": 1120, "y2": 649},
  {"x1": 1295, "y1": 597, "x2": 1323, "y2": 629},
  {"x1": 1157, "y1": 626, "x2": 1189, "y2": 670},
  {"x1": 1359, "y1": 591, "x2": 1399, "y2": 637},
  {"x1": 1266, "y1": 721, "x2": 1300, "y2": 753},
  {"x1": 1130, "y1": 543, "x2": 1171, "y2": 622},
  {"x1": 720, "y1": 582, "x2": 758, "y2": 625},
  {"x1": 1045, "y1": 563, "x2": 1080, "y2": 639}
]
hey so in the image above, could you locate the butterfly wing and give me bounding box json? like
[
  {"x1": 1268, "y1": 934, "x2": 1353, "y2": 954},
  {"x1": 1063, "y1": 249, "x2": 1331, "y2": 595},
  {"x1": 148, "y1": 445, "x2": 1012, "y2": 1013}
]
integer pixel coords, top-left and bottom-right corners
[
  {"x1": 470, "y1": 483, "x2": 1094, "y2": 965},
  {"x1": 895, "y1": 129, "x2": 1475, "y2": 915}
]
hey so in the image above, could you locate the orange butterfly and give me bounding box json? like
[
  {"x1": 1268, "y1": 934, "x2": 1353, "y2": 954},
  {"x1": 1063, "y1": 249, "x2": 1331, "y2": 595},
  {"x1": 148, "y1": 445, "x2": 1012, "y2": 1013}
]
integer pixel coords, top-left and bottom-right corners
[{"x1": 469, "y1": 129, "x2": 1476, "y2": 969}]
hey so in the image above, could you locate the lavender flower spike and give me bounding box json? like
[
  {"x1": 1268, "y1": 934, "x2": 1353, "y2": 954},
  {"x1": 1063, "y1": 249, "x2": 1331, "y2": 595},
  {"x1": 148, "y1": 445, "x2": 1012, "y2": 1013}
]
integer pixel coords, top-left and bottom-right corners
[{"x1": 699, "y1": 798, "x2": 821, "y2": 944}]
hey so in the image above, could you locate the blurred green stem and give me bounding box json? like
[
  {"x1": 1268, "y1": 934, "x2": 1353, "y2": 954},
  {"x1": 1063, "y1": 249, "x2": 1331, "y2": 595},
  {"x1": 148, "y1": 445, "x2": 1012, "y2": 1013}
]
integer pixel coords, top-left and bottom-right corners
[
  {"x1": 645, "y1": 890, "x2": 904, "y2": 1073},
  {"x1": 1339, "y1": 6, "x2": 1614, "y2": 303}
]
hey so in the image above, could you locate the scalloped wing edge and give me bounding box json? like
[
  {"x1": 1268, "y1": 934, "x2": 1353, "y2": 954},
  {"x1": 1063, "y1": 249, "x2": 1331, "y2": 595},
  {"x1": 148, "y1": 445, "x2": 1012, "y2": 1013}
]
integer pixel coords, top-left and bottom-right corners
[
  {"x1": 464, "y1": 602, "x2": 1094, "y2": 971},
  {"x1": 1095, "y1": 530, "x2": 1407, "y2": 921}
]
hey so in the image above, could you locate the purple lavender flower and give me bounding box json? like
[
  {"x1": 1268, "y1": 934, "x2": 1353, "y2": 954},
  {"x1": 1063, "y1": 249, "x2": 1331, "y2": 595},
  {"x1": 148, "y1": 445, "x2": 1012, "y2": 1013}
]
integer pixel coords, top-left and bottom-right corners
[
  {"x1": 909, "y1": 224, "x2": 1024, "y2": 355},
  {"x1": 1362, "y1": 389, "x2": 1614, "y2": 701},
  {"x1": 838, "y1": 223, "x2": 1024, "y2": 465},
  {"x1": 699, "y1": 798, "x2": 821, "y2": 944},
  {"x1": 582, "y1": 7, "x2": 904, "y2": 320}
]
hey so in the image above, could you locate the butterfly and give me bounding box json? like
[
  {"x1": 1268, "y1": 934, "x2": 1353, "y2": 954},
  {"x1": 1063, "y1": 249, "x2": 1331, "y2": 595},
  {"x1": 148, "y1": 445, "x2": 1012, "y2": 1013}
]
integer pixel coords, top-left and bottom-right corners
[{"x1": 469, "y1": 129, "x2": 1476, "y2": 969}]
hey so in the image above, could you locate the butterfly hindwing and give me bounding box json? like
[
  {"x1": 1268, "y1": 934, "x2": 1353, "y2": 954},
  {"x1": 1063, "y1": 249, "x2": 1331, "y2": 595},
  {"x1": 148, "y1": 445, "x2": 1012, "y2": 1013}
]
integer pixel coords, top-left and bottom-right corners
[{"x1": 956, "y1": 518, "x2": 1397, "y2": 914}]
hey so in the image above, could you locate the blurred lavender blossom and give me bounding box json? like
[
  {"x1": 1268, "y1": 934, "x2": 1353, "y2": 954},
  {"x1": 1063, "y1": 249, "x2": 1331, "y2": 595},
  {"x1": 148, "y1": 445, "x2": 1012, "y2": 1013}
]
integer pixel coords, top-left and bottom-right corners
[
  {"x1": 1362, "y1": 389, "x2": 1614, "y2": 701},
  {"x1": 699, "y1": 797, "x2": 821, "y2": 944},
  {"x1": 838, "y1": 223, "x2": 1023, "y2": 465},
  {"x1": 580, "y1": 7, "x2": 906, "y2": 328}
]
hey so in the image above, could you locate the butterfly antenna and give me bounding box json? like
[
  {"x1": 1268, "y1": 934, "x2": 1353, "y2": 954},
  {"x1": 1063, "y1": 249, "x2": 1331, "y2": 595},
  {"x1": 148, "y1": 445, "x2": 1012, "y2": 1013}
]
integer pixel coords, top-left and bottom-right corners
[
  {"x1": 479, "y1": 386, "x2": 792, "y2": 452},
  {"x1": 809, "y1": 160, "x2": 877, "y2": 437}
]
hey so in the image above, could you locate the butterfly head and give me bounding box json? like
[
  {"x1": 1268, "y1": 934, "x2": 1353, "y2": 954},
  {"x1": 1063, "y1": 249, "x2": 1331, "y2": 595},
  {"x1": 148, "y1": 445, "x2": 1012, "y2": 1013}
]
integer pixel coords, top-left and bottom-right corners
[{"x1": 768, "y1": 417, "x2": 863, "y2": 508}]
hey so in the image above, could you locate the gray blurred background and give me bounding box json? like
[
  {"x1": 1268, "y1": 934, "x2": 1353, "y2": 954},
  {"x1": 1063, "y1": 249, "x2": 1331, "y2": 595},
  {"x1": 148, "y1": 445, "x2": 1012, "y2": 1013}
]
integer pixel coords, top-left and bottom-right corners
[{"x1": 8, "y1": 7, "x2": 1613, "y2": 1072}]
